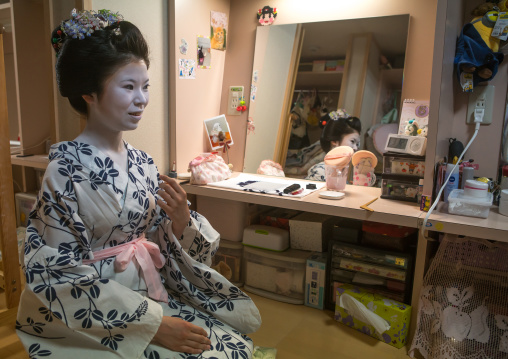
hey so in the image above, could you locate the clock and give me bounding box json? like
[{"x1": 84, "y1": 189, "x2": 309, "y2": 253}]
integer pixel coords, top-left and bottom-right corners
[{"x1": 384, "y1": 134, "x2": 427, "y2": 156}]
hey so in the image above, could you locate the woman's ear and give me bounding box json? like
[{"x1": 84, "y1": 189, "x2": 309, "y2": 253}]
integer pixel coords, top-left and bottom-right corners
[{"x1": 82, "y1": 94, "x2": 95, "y2": 104}]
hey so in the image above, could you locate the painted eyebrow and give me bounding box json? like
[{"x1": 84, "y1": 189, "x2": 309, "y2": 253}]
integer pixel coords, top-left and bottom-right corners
[{"x1": 120, "y1": 79, "x2": 150, "y2": 83}]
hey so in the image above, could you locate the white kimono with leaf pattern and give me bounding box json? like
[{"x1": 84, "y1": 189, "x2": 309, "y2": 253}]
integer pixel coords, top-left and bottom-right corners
[{"x1": 16, "y1": 141, "x2": 261, "y2": 359}]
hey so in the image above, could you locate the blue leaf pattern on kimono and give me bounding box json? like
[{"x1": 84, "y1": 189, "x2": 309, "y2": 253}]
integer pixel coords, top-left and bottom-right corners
[{"x1": 16, "y1": 141, "x2": 261, "y2": 358}]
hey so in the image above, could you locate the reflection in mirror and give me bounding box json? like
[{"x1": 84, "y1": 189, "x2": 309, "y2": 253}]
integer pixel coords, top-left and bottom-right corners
[{"x1": 244, "y1": 15, "x2": 410, "y2": 180}]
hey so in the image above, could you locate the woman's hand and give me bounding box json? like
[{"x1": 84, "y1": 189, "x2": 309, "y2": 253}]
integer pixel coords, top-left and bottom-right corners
[
  {"x1": 151, "y1": 316, "x2": 211, "y2": 354},
  {"x1": 157, "y1": 175, "x2": 190, "y2": 238}
]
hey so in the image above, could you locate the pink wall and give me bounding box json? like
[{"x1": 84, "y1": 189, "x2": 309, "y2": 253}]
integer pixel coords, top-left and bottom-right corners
[
  {"x1": 220, "y1": 0, "x2": 439, "y2": 171},
  {"x1": 172, "y1": 0, "x2": 230, "y2": 173}
]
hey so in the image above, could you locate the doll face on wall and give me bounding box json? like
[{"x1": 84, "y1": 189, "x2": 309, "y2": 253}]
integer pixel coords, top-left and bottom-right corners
[{"x1": 257, "y1": 6, "x2": 277, "y2": 26}]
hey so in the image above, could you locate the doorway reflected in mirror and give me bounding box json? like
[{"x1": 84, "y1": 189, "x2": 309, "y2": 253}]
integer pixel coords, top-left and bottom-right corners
[{"x1": 243, "y1": 15, "x2": 410, "y2": 180}]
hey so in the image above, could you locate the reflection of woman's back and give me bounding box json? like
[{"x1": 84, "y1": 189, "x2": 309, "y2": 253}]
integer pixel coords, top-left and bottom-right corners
[{"x1": 305, "y1": 110, "x2": 362, "y2": 181}]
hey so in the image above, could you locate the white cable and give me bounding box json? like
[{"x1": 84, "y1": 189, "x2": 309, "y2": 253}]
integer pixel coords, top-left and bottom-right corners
[{"x1": 420, "y1": 121, "x2": 481, "y2": 239}]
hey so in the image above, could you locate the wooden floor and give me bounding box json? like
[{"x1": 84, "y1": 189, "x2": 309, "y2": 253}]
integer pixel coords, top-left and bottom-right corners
[{"x1": 0, "y1": 287, "x2": 411, "y2": 359}]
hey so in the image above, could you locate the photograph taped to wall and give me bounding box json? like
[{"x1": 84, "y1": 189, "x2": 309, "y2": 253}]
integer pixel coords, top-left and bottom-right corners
[
  {"x1": 197, "y1": 36, "x2": 211, "y2": 68},
  {"x1": 210, "y1": 11, "x2": 227, "y2": 50},
  {"x1": 204, "y1": 114, "x2": 234, "y2": 150}
]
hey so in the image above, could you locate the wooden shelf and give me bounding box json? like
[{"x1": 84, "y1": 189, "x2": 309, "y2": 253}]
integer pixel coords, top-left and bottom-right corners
[
  {"x1": 421, "y1": 203, "x2": 508, "y2": 242},
  {"x1": 0, "y1": 3, "x2": 10, "y2": 11},
  {"x1": 182, "y1": 173, "x2": 422, "y2": 228},
  {"x1": 295, "y1": 70, "x2": 343, "y2": 91},
  {"x1": 11, "y1": 154, "x2": 49, "y2": 169}
]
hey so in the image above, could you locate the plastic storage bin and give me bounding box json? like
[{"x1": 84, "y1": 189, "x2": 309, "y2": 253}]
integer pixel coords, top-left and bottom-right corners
[
  {"x1": 447, "y1": 189, "x2": 493, "y2": 218},
  {"x1": 15, "y1": 192, "x2": 37, "y2": 227},
  {"x1": 381, "y1": 174, "x2": 420, "y2": 203},
  {"x1": 243, "y1": 246, "x2": 310, "y2": 304},
  {"x1": 382, "y1": 152, "x2": 425, "y2": 177},
  {"x1": 212, "y1": 239, "x2": 244, "y2": 287},
  {"x1": 289, "y1": 212, "x2": 334, "y2": 252},
  {"x1": 361, "y1": 221, "x2": 417, "y2": 252}
]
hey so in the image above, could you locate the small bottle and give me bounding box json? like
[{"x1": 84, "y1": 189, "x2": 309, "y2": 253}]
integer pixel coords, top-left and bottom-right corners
[
  {"x1": 168, "y1": 161, "x2": 178, "y2": 178},
  {"x1": 461, "y1": 166, "x2": 474, "y2": 189},
  {"x1": 444, "y1": 163, "x2": 459, "y2": 203},
  {"x1": 417, "y1": 178, "x2": 424, "y2": 205}
]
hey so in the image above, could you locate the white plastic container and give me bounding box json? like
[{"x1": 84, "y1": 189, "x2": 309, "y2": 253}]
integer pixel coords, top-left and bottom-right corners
[
  {"x1": 447, "y1": 189, "x2": 493, "y2": 218},
  {"x1": 243, "y1": 224, "x2": 289, "y2": 251},
  {"x1": 463, "y1": 179, "x2": 488, "y2": 198},
  {"x1": 499, "y1": 189, "x2": 508, "y2": 217},
  {"x1": 243, "y1": 246, "x2": 310, "y2": 304}
]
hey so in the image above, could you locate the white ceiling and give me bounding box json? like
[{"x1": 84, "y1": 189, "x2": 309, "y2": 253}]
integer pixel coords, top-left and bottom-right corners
[{"x1": 300, "y1": 14, "x2": 410, "y2": 62}]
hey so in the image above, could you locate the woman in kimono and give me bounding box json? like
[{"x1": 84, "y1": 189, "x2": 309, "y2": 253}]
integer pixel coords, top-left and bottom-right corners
[
  {"x1": 305, "y1": 111, "x2": 361, "y2": 181},
  {"x1": 16, "y1": 9, "x2": 261, "y2": 359}
]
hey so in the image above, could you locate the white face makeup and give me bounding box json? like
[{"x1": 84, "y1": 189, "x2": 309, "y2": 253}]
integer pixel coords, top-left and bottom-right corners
[
  {"x1": 87, "y1": 60, "x2": 150, "y2": 133},
  {"x1": 340, "y1": 132, "x2": 361, "y2": 152}
]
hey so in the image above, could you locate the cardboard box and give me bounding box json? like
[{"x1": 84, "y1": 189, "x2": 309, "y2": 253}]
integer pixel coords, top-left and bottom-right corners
[
  {"x1": 289, "y1": 212, "x2": 334, "y2": 252},
  {"x1": 15, "y1": 192, "x2": 37, "y2": 227},
  {"x1": 305, "y1": 253, "x2": 327, "y2": 309},
  {"x1": 197, "y1": 197, "x2": 260, "y2": 241},
  {"x1": 312, "y1": 60, "x2": 326, "y2": 72},
  {"x1": 334, "y1": 284, "x2": 411, "y2": 348}
]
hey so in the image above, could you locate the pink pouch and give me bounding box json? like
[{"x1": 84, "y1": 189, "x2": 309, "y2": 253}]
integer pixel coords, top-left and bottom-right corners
[
  {"x1": 257, "y1": 159, "x2": 285, "y2": 177},
  {"x1": 188, "y1": 153, "x2": 232, "y2": 185}
]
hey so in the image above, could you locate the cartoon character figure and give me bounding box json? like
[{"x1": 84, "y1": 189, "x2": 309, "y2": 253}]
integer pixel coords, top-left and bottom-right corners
[
  {"x1": 211, "y1": 26, "x2": 225, "y2": 50},
  {"x1": 404, "y1": 119, "x2": 419, "y2": 136},
  {"x1": 417, "y1": 125, "x2": 428, "y2": 137},
  {"x1": 257, "y1": 6, "x2": 277, "y2": 26}
]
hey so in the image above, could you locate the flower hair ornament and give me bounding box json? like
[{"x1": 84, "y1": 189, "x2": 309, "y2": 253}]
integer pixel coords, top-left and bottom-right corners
[
  {"x1": 320, "y1": 109, "x2": 350, "y2": 127},
  {"x1": 51, "y1": 9, "x2": 123, "y2": 55}
]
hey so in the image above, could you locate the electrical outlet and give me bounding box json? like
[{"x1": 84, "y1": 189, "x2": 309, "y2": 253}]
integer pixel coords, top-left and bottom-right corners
[
  {"x1": 466, "y1": 85, "x2": 494, "y2": 124},
  {"x1": 227, "y1": 86, "x2": 244, "y2": 116}
]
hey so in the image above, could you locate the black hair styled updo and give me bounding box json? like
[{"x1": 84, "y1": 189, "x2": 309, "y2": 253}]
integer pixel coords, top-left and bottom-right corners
[
  {"x1": 319, "y1": 114, "x2": 362, "y2": 153},
  {"x1": 52, "y1": 20, "x2": 150, "y2": 116}
]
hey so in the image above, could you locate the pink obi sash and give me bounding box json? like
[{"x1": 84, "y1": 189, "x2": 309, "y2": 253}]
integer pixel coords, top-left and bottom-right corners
[{"x1": 82, "y1": 234, "x2": 168, "y2": 303}]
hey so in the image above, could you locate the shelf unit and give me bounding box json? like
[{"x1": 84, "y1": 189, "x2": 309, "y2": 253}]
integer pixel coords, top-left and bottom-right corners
[
  {"x1": 181, "y1": 173, "x2": 508, "y2": 350},
  {"x1": 294, "y1": 70, "x2": 343, "y2": 91},
  {"x1": 1, "y1": 0, "x2": 83, "y2": 309}
]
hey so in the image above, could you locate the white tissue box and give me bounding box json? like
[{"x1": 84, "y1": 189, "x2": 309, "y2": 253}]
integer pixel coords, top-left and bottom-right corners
[{"x1": 243, "y1": 246, "x2": 310, "y2": 304}]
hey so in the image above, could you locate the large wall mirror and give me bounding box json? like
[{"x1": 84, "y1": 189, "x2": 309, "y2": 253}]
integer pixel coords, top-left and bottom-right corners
[{"x1": 243, "y1": 15, "x2": 410, "y2": 179}]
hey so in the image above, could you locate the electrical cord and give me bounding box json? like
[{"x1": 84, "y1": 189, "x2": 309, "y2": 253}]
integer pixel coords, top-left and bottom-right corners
[{"x1": 420, "y1": 102, "x2": 484, "y2": 239}]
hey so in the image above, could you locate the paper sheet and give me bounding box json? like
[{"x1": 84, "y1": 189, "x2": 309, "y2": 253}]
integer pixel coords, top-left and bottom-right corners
[{"x1": 207, "y1": 173, "x2": 325, "y2": 198}]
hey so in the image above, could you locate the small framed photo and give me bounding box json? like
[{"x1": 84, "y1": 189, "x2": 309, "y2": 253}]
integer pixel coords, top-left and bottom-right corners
[{"x1": 204, "y1": 114, "x2": 234, "y2": 150}]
